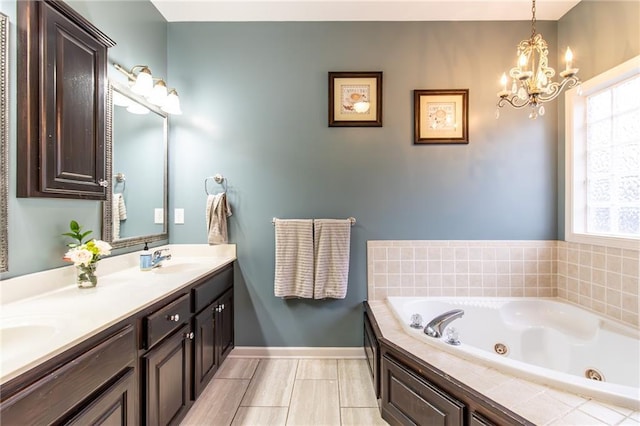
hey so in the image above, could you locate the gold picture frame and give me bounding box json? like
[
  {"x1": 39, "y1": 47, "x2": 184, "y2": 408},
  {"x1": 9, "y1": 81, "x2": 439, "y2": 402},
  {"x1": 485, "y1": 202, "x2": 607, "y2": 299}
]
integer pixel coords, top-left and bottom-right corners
[
  {"x1": 414, "y1": 89, "x2": 469, "y2": 144},
  {"x1": 328, "y1": 71, "x2": 382, "y2": 127}
]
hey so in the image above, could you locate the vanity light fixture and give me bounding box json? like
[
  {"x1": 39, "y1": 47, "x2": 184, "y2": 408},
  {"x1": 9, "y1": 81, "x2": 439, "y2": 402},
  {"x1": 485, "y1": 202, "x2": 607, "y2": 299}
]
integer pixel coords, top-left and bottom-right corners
[
  {"x1": 496, "y1": 0, "x2": 580, "y2": 119},
  {"x1": 113, "y1": 63, "x2": 182, "y2": 115}
]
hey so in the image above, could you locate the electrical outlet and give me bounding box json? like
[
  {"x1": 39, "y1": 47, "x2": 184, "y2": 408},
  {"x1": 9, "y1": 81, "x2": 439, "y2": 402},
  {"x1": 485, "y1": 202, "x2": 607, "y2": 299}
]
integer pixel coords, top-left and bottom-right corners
[
  {"x1": 175, "y1": 208, "x2": 185, "y2": 224},
  {"x1": 154, "y1": 208, "x2": 164, "y2": 224}
]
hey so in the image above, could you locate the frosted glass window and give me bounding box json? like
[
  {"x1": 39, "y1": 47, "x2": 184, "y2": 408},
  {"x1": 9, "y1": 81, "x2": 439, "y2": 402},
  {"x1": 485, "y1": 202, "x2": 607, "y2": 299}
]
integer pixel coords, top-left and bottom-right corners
[{"x1": 585, "y1": 74, "x2": 640, "y2": 238}]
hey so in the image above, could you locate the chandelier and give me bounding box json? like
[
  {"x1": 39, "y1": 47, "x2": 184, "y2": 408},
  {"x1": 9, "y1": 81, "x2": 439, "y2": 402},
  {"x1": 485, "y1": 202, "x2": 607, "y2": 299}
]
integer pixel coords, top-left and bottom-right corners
[{"x1": 496, "y1": 0, "x2": 580, "y2": 119}]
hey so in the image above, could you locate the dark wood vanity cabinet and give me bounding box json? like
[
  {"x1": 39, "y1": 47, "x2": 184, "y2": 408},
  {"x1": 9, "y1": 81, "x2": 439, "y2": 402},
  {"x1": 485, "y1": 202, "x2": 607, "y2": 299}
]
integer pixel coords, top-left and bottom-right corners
[
  {"x1": 17, "y1": 0, "x2": 115, "y2": 199},
  {"x1": 142, "y1": 323, "x2": 193, "y2": 426},
  {"x1": 1, "y1": 263, "x2": 235, "y2": 426},
  {"x1": 192, "y1": 265, "x2": 234, "y2": 398},
  {"x1": 0, "y1": 324, "x2": 137, "y2": 425}
]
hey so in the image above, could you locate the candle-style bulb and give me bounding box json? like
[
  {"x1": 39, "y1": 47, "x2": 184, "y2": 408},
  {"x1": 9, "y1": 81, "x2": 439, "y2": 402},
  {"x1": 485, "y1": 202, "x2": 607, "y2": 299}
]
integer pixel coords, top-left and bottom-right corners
[
  {"x1": 565, "y1": 47, "x2": 574, "y2": 70},
  {"x1": 500, "y1": 73, "x2": 508, "y2": 88},
  {"x1": 518, "y1": 53, "x2": 528, "y2": 70}
]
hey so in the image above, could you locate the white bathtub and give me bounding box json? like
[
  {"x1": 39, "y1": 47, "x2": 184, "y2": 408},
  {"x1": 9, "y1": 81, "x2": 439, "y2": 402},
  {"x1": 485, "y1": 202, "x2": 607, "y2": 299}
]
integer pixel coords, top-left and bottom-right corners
[{"x1": 386, "y1": 297, "x2": 640, "y2": 409}]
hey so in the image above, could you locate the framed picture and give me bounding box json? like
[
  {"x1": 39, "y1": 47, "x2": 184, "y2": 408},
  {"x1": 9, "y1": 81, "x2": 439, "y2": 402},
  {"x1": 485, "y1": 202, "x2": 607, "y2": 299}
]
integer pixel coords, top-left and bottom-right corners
[
  {"x1": 414, "y1": 89, "x2": 469, "y2": 144},
  {"x1": 328, "y1": 71, "x2": 382, "y2": 127}
]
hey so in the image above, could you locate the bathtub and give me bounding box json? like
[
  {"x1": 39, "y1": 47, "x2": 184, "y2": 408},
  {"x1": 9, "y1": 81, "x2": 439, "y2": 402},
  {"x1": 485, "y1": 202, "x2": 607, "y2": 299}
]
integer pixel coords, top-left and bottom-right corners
[{"x1": 386, "y1": 297, "x2": 640, "y2": 409}]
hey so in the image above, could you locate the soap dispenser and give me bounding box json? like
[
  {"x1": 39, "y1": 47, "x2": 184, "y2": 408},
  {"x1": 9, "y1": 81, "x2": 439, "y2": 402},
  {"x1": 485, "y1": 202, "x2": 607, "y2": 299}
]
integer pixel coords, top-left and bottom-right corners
[{"x1": 140, "y1": 242, "x2": 152, "y2": 271}]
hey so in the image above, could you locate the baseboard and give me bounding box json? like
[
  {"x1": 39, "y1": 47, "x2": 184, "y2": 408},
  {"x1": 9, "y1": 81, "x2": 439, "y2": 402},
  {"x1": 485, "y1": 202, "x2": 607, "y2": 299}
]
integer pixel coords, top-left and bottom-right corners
[{"x1": 228, "y1": 346, "x2": 366, "y2": 359}]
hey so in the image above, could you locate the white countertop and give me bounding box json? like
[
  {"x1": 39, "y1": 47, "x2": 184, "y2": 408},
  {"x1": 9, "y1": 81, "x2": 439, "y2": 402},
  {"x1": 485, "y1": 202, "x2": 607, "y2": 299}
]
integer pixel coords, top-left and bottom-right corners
[{"x1": 0, "y1": 244, "x2": 236, "y2": 385}]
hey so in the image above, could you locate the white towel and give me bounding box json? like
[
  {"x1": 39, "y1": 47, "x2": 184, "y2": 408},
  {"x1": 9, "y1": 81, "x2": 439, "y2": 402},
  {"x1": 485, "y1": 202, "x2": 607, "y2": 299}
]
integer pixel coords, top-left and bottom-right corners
[
  {"x1": 206, "y1": 192, "x2": 232, "y2": 245},
  {"x1": 274, "y1": 219, "x2": 314, "y2": 298},
  {"x1": 313, "y1": 219, "x2": 351, "y2": 299},
  {"x1": 112, "y1": 193, "x2": 127, "y2": 240}
]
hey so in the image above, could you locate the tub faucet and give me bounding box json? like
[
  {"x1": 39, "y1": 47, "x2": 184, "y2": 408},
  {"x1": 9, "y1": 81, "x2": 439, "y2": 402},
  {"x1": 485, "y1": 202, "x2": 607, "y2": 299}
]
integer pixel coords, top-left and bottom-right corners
[
  {"x1": 424, "y1": 309, "x2": 464, "y2": 338},
  {"x1": 151, "y1": 249, "x2": 172, "y2": 268}
]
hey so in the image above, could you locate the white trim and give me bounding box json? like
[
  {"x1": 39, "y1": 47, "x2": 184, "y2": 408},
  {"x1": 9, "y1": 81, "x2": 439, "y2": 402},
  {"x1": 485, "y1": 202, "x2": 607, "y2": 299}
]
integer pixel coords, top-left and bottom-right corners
[
  {"x1": 228, "y1": 346, "x2": 366, "y2": 359},
  {"x1": 564, "y1": 55, "x2": 640, "y2": 251}
]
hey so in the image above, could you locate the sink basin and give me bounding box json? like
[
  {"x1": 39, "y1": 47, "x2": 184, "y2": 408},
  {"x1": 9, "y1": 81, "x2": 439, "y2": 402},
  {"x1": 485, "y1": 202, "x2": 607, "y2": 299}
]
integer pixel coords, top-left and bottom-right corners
[
  {"x1": 0, "y1": 315, "x2": 68, "y2": 363},
  {"x1": 151, "y1": 261, "x2": 203, "y2": 275}
]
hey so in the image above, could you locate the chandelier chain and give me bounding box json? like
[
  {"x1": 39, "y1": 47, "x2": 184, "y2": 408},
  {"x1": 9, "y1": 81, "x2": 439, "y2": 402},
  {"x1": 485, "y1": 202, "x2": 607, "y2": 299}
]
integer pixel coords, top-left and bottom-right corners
[{"x1": 531, "y1": 0, "x2": 537, "y2": 37}]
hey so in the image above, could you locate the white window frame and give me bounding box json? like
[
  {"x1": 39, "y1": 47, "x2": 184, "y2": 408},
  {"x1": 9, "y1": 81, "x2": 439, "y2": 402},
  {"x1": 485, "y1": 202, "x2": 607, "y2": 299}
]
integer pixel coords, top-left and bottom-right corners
[{"x1": 565, "y1": 55, "x2": 640, "y2": 250}]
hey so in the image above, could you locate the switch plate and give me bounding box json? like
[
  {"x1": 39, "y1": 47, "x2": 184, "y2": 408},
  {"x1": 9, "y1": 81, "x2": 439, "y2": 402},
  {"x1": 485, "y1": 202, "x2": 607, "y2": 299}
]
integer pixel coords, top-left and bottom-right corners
[
  {"x1": 154, "y1": 208, "x2": 164, "y2": 224},
  {"x1": 174, "y1": 208, "x2": 185, "y2": 224}
]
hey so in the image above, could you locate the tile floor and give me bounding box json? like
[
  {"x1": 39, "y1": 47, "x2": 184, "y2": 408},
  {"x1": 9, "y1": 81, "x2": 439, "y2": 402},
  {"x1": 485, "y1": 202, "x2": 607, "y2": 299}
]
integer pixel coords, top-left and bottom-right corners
[{"x1": 181, "y1": 358, "x2": 389, "y2": 426}]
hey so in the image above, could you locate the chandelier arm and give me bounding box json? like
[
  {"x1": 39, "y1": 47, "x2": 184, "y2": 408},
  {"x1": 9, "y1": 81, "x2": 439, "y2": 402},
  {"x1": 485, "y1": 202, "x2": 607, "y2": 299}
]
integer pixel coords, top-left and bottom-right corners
[
  {"x1": 497, "y1": 95, "x2": 533, "y2": 109},
  {"x1": 537, "y1": 76, "x2": 580, "y2": 103}
]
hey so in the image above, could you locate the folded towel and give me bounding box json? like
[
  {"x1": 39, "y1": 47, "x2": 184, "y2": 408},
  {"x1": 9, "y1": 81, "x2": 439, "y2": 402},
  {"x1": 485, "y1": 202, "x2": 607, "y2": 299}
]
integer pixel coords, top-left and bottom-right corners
[
  {"x1": 112, "y1": 193, "x2": 127, "y2": 240},
  {"x1": 274, "y1": 219, "x2": 314, "y2": 298},
  {"x1": 206, "y1": 192, "x2": 232, "y2": 245},
  {"x1": 313, "y1": 219, "x2": 351, "y2": 299}
]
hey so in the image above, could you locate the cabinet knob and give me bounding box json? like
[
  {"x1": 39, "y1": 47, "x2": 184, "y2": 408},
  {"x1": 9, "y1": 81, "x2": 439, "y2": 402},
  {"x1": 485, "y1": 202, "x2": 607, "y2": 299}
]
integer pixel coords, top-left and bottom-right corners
[
  {"x1": 185, "y1": 332, "x2": 194, "y2": 340},
  {"x1": 98, "y1": 179, "x2": 108, "y2": 187},
  {"x1": 168, "y1": 314, "x2": 180, "y2": 322}
]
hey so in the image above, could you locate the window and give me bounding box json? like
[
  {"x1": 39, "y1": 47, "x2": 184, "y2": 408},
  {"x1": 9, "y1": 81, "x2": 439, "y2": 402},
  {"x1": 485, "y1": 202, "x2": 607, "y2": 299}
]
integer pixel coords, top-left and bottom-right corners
[{"x1": 565, "y1": 56, "x2": 640, "y2": 249}]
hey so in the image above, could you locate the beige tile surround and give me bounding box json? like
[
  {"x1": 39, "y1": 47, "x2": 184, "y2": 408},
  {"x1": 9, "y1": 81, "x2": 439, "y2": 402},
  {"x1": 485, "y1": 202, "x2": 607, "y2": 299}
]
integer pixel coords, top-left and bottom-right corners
[{"x1": 367, "y1": 240, "x2": 640, "y2": 329}]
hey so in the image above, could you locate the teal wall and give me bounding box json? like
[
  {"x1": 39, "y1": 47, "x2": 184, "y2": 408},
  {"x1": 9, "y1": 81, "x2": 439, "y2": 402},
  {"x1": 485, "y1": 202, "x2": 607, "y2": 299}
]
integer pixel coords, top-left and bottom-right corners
[
  {"x1": 556, "y1": 1, "x2": 640, "y2": 237},
  {"x1": 166, "y1": 21, "x2": 559, "y2": 347},
  {"x1": 0, "y1": 0, "x2": 167, "y2": 279}
]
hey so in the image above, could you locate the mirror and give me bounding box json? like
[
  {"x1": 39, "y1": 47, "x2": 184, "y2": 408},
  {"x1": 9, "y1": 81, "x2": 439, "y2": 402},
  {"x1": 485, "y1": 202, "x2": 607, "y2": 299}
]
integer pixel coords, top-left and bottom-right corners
[
  {"x1": 1, "y1": 12, "x2": 8, "y2": 272},
  {"x1": 102, "y1": 80, "x2": 168, "y2": 249}
]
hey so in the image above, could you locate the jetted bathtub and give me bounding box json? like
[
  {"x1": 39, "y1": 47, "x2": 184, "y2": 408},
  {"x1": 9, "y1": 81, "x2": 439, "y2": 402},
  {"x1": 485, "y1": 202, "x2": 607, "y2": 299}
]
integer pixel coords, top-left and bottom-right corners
[{"x1": 386, "y1": 297, "x2": 640, "y2": 409}]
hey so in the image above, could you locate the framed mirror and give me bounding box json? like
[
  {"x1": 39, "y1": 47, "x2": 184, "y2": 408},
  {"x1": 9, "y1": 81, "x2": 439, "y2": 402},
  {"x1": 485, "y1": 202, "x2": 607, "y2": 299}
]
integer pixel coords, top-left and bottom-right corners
[
  {"x1": 1, "y1": 12, "x2": 8, "y2": 272},
  {"x1": 102, "y1": 80, "x2": 168, "y2": 249}
]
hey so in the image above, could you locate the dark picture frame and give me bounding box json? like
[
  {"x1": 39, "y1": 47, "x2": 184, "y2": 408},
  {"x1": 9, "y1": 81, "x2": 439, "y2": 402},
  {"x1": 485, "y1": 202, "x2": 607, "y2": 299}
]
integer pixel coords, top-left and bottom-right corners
[
  {"x1": 414, "y1": 89, "x2": 469, "y2": 144},
  {"x1": 328, "y1": 71, "x2": 382, "y2": 127}
]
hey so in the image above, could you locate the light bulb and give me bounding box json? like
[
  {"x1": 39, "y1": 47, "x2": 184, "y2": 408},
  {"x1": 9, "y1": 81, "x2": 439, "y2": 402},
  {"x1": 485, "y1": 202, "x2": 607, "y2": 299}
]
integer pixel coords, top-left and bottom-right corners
[
  {"x1": 565, "y1": 47, "x2": 573, "y2": 70},
  {"x1": 500, "y1": 73, "x2": 508, "y2": 91},
  {"x1": 161, "y1": 89, "x2": 182, "y2": 115},
  {"x1": 132, "y1": 67, "x2": 153, "y2": 96},
  {"x1": 148, "y1": 80, "x2": 168, "y2": 106}
]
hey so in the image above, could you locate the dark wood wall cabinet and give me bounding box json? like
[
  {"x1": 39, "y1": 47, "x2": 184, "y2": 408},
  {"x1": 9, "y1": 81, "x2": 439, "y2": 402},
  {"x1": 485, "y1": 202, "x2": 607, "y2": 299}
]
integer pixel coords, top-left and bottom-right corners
[
  {"x1": 364, "y1": 303, "x2": 534, "y2": 426},
  {"x1": 0, "y1": 263, "x2": 235, "y2": 426},
  {"x1": 17, "y1": 0, "x2": 115, "y2": 199}
]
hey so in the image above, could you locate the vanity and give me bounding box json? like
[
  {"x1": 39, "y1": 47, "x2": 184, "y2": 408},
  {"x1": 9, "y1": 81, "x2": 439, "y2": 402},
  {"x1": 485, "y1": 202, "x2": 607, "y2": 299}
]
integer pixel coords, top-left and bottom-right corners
[{"x1": 0, "y1": 244, "x2": 236, "y2": 426}]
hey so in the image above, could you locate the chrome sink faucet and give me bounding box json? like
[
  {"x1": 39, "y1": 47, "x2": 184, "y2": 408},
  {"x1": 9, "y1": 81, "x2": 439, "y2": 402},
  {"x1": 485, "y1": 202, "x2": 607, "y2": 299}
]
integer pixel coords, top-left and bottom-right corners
[
  {"x1": 424, "y1": 309, "x2": 464, "y2": 338},
  {"x1": 151, "y1": 249, "x2": 172, "y2": 268}
]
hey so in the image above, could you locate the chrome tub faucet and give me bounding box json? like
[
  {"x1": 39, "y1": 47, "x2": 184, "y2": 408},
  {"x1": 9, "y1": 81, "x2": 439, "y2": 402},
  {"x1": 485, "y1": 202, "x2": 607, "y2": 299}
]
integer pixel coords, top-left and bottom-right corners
[{"x1": 424, "y1": 309, "x2": 464, "y2": 338}]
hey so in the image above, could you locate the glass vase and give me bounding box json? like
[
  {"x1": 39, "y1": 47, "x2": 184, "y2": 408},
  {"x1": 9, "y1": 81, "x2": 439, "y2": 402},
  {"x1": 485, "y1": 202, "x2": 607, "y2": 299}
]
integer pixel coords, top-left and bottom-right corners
[{"x1": 76, "y1": 262, "x2": 98, "y2": 288}]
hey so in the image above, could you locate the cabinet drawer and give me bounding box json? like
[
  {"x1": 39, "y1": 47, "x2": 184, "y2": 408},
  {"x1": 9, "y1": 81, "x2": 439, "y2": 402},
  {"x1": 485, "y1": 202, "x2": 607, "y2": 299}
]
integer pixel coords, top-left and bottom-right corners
[
  {"x1": 382, "y1": 355, "x2": 464, "y2": 426},
  {"x1": 0, "y1": 325, "x2": 135, "y2": 425},
  {"x1": 144, "y1": 293, "x2": 191, "y2": 349},
  {"x1": 192, "y1": 264, "x2": 233, "y2": 313}
]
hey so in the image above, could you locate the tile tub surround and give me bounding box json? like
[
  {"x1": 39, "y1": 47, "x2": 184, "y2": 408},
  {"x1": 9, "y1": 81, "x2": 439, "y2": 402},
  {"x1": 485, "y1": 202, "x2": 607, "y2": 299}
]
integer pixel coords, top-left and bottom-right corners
[
  {"x1": 367, "y1": 240, "x2": 640, "y2": 329},
  {"x1": 0, "y1": 244, "x2": 236, "y2": 384},
  {"x1": 368, "y1": 300, "x2": 640, "y2": 424}
]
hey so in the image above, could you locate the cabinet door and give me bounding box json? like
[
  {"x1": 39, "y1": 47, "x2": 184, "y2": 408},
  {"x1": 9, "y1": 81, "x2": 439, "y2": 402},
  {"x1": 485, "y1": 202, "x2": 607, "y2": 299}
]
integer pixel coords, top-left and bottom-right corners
[
  {"x1": 17, "y1": 0, "x2": 115, "y2": 199},
  {"x1": 143, "y1": 324, "x2": 193, "y2": 426},
  {"x1": 381, "y1": 355, "x2": 464, "y2": 426},
  {"x1": 217, "y1": 289, "x2": 234, "y2": 363},
  {"x1": 66, "y1": 368, "x2": 137, "y2": 426},
  {"x1": 193, "y1": 304, "x2": 218, "y2": 399}
]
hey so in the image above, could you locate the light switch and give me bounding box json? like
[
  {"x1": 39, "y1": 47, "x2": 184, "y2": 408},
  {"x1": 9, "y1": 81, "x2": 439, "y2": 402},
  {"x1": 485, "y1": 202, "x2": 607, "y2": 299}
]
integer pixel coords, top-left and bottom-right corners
[
  {"x1": 154, "y1": 208, "x2": 164, "y2": 224},
  {"x1": 175, "y1": 208, "x2": 185, "y2": 224}
]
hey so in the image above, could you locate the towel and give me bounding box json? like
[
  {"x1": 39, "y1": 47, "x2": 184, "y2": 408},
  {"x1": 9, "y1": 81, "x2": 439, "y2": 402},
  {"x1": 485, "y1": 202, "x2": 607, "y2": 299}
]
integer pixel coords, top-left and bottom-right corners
[
  {"x1": 274, "y1": 219, "x2": 314, "y2": 298},
  {"x1": 112, "y1": 193, "x2": 127, "y2": 240},
  {"x1": 206, "y1": 192, "x2": 232, "y2": 245},
  {"x1": 313, "y1": 219, "x2": 351, "y2": 299}
]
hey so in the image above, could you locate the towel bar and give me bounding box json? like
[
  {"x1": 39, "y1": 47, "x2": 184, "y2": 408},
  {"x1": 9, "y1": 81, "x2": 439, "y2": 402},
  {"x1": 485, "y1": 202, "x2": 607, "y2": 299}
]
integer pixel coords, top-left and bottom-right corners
[{"x1": 272, "y1": 217, "x2": 356, "y2": 226}]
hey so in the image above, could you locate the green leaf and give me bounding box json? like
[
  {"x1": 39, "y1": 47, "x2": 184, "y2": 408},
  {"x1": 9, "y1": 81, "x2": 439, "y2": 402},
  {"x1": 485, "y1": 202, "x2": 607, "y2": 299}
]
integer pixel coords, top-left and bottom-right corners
[{"x1": 70, "y1": 220, "x2": 80, "y2": 233}]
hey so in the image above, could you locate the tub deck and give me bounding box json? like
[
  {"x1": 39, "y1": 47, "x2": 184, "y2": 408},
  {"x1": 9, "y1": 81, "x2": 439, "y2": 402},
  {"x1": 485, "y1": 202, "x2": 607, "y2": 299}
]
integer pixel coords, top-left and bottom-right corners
[{"x1": 367, "y1": 300, "x2": 640, "y2": 425}]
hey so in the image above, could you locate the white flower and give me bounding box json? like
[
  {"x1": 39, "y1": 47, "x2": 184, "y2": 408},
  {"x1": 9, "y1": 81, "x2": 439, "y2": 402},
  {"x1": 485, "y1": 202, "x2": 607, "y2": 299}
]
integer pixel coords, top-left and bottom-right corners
[
  {"x1": 93, "y1": 240, "x2": 112, "y2": 256},
  {"x1": 65, "y1": 247, "x2": 94, "y2": 267}
]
